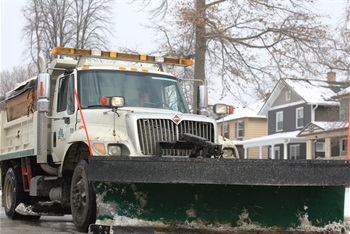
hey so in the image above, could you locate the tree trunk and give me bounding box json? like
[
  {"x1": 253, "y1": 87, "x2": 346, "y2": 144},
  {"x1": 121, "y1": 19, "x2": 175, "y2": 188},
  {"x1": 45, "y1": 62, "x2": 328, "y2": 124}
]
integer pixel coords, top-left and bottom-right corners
[{"x1": 193, "y1": 0, "x2": 206, "y2": 114}]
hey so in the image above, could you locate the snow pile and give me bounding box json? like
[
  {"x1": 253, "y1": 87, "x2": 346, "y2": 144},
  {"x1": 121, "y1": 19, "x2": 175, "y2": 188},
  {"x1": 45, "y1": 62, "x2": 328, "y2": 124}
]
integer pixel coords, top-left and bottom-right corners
[
  {"x1": 288, "y1": 211, "x2": 347, "y2": 233},
  {"x1": 15, "y1": 203, "x2": 40, "y2": 216}
]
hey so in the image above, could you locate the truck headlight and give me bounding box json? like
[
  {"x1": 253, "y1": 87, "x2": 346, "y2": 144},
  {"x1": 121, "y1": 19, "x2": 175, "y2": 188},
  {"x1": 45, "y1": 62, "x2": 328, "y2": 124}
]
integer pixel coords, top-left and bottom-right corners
[
  {"x1": 108, "y1": 144, "x2": 122, "y2": 156},
  {"x1": 223, "y1": 147, "x2": 235, "y2": 158},
  {"x1": 213, "y1": 104, "x2": 234, "y2": 115},
  {"x1": 110, "y1": 96, "x2": 124, "y2": 108}
]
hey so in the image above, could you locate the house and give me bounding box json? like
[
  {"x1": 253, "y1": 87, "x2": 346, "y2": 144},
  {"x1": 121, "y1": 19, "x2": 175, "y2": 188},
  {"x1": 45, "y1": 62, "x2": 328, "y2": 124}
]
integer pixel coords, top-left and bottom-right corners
[
  {"x1": 217, "y1": 100, "x2": 267, "y2": 159},
  {"x1": 241, "y1": 72, "x2": 348, "y2": 159},
  {"x1": 297, "y1": 86, "x2": 350, "y2": 159}
]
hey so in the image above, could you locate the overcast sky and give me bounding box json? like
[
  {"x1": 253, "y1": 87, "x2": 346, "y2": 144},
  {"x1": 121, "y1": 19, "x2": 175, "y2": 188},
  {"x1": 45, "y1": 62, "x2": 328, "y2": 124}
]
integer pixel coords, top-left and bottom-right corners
[
  {"x1": 0, "y1": 0, "x2": 347, "y2": 105},
  {"x1": 0, "y1": 0, "x2": 161, "y2": 71}
]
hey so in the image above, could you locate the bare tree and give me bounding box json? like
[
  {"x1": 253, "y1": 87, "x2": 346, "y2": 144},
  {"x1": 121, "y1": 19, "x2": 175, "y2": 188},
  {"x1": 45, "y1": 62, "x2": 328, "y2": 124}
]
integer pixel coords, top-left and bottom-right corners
[
  {"x1": 71, "y1": 0, "x2": 113, "y2": 49},
  {"x1": 326, "y1": 1, "x2": 350, "y2": 77},
  {"x1": 145, "y1": 0, "x2": 337, "y2": 111},
  {"x1": 23, "y1": 0, "x2": 114, "y2": 72}
]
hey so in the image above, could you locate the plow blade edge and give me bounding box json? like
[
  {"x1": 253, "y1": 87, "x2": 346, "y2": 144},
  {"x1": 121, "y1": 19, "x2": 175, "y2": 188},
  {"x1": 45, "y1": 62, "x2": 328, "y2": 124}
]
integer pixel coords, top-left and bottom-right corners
[{"x1": 88, "y1": 157, "x2": 350, "y2": 231}]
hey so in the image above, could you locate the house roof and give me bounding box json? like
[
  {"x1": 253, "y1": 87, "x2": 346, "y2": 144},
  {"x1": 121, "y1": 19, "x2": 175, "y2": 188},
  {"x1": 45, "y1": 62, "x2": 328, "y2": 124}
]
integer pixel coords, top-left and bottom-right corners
[
  {"x1": 259, "y1": 78, "x2": 347, "y2": 115},
  {"x1": 239, "y1": 130, "x2": 305, "y2": 148},
  {"x1": 298, "y1": 121, "x2": 348, "y2": 137},
  {"x1": 334, "y1": 86, "x2": 350, "y2": 98},
  {"x1": 217, "y1": 99, "x2": 266, "y2": 123}
]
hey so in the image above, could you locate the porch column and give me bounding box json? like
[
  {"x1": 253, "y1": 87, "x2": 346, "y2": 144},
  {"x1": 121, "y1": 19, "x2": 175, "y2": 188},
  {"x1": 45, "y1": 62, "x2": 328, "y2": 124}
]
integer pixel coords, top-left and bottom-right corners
[
  {"x1": 259, "y1": 146, "x2": 263, "y2": 159},
  {"x1": 325, "y1": 137, "x2": 331, "y2": 158},
  {"x1": 306, "y1": 140, "x2": 314, "y2": 160},
  {"x1": 244, "y1": 147, "x2": 248, "y2": 159},
  {"x1": 270, "y1": 145, "x2": 275, "y2": 159},
  {"x1": 283, "y1": 142, "x2": 288, "y2": 160}
]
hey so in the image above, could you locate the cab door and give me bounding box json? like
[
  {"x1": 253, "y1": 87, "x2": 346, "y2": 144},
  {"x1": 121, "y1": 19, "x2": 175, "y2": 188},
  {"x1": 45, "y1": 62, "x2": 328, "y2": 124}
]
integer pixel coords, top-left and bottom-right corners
[{"x1": 51, "y1": 73, "x2": 76, "y2": 162}]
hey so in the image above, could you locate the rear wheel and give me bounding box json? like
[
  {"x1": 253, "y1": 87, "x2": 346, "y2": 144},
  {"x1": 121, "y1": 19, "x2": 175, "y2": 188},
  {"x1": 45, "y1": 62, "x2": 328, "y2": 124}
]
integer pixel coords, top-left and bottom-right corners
[
  {"x1": 71, "y1": 160, "x2": 96, "y2": 232},
  {"x1": 4, "y1": 167, "x2": 26, "y2": 219}
]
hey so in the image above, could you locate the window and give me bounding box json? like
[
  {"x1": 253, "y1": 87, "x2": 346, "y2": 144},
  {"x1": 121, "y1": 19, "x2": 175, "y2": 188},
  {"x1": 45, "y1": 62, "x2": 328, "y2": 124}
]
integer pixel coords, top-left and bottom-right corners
[
  {"x1": 296, "y1": 107, "x2": 304, "y2": 128},
  {"x1": 341, "y1": 138, "x2": 348, "y2": 153},
  {"x1": 223, "y1": 123, "x2": 229, "y2": 138},
  {"x1": 285, "y1": 90, "x2": 291, "y2": 101},
  {"x1": 57, "y1": 74, "x2": 75, "y2": 114},
  {"x1": 276, "y1": 111, "x2": 283, "y2": 132},
  {"x1": 235, "y1": 121, "x2": 244, "y2": 138},
  {"x1": 290, "y1": 144, "x2": 300, "y2": 159},
  {"x1": 77, "y1": 70, "x2": 189, "y2": 113},
  {"x1": 315, "y1": 142, "x2": 325, "y2": 152}
]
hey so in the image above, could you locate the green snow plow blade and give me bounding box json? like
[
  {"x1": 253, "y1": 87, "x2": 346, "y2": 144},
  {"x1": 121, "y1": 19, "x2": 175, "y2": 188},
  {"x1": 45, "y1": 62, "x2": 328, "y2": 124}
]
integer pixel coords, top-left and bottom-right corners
[{"x1": 88, "y1": 157, "x2": 350, "y2": 232}]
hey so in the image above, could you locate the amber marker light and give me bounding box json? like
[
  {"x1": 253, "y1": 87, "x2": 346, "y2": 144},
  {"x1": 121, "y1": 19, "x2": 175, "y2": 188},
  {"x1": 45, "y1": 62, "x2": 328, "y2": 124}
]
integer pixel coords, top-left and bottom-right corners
[
  {"x1": 40, "y1": 82, "x2": 44, "y2": 97},
  {"x1": 229, "y1": 105, "x2": 235, "y2": 114},
  {"x1": 93, "y1": 143, "x2": 106, "y2": 155},
  {"x1": 101, "y1": 96, "x2": 107, "y2": 106}
]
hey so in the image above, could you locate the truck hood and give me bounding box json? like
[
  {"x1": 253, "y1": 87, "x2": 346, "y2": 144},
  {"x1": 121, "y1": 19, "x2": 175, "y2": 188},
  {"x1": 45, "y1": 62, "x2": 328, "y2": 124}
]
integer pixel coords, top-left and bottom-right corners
[{"x1": 76, "y1": 108, "x2": 218, "y2": 156}]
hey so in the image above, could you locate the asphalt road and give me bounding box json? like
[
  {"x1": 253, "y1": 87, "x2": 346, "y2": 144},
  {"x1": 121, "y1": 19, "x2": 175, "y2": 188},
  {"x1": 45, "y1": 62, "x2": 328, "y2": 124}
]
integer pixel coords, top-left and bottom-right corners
[{"x1": 0, "y1": 191, "x2": 79, "y2": 234}]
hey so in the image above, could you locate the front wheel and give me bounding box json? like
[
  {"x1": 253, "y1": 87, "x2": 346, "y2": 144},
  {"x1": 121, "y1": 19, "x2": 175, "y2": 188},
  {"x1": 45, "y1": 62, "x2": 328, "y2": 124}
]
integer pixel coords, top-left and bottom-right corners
[
  {"x1": 3, "y1": 167, "x2": 26, "y2": 219},
  {"x1": 71, "y1": 160, "x2": 96, "y2": 232}
]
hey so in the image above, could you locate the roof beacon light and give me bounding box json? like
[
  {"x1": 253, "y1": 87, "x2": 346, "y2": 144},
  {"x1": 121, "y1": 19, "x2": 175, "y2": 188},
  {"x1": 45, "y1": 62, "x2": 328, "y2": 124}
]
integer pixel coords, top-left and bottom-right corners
[
  {"x1": 51, "y1": 47, "x2": 193, "y2": 67},
  {"x1": 155, "y1": 57, "x2": 165, "y2": 63},
  {"x1": 91, "y1": 49, "x2": 102, "y2": 57}
]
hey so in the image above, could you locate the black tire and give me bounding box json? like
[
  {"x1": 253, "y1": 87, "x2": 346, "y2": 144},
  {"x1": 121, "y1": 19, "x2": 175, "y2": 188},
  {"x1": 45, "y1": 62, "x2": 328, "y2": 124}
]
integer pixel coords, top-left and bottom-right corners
[
  {"x1": 3, "y1": 167, "x2": 26, "y2": 219},
  {"x1": 71, "y1": 160, "x2": 96, "y2": 232}
]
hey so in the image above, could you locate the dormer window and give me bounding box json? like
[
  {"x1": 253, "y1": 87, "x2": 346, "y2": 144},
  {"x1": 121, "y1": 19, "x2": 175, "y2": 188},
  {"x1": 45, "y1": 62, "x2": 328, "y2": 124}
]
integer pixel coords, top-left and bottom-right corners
[{"x1": 285, "y1": 90, "x2": 291, "y2": 101}]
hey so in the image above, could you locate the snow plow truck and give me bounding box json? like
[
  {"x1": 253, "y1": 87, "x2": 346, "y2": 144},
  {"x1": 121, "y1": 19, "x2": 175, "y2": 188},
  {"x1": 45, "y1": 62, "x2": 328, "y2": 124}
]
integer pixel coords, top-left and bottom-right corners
[{"x1": 0, "y1": 47, "x2": 349, "y2": 233}]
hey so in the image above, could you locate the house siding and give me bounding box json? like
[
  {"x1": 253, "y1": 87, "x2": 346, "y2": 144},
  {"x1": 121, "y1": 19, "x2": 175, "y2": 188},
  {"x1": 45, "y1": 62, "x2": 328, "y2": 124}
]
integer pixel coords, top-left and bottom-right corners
[
  {"x1": 268, "y1": 104, "x2": 311, "y2": 134},
  {"x1": 245, "y1": 118, "x2": 268, "y2": 159},
  {"x1": 247, "y1": 147, "x2": 269, "y2": 159},
  {"x1": 217, "y1": 117, "x2": 267, "y2": 158},
  {"x1": 272, "y1": 86, "x2": 303, "y2": 107},
  {"x1": 245, "y1": 118, "x2": 267, "y2": 139},
  {"x1": 339, "y1": 97, "x2": 349, "y2": 122},
  {"x1": 218, "y1": 118, "x2": 267, "y2": 141},
  {"x1": 315, "y1": 106, "x2": 339, "y2": 122},
  {"x1": 268, "y1": 143, "x2": 307, "y2": 159}
]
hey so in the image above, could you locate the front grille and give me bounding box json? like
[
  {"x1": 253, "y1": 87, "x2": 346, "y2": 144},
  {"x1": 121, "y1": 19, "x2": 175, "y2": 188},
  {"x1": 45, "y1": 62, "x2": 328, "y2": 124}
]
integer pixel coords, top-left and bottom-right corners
[{"x1": 137, "y1": 119, "x2": 215, "y2": 156}]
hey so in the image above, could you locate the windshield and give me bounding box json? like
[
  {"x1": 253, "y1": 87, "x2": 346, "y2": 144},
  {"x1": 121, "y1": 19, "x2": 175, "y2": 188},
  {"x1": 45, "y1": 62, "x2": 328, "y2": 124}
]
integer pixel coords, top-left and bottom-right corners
[{"x1": 77, "y1": 69, "x2": 190, "y2": 113}]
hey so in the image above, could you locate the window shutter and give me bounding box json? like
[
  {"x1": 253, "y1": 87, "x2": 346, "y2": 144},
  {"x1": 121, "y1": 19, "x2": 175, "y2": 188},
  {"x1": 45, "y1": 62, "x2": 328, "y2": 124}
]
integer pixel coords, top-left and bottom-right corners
[
  {"x1": 227, "y1": 124, "x2": 230, "y2": 138},
  {"x1": 242, "y1": 121, "x2": 245, "y2": 137},
  {"x1": 235, "y1": 122, "x2": 237, "y2": 138}
]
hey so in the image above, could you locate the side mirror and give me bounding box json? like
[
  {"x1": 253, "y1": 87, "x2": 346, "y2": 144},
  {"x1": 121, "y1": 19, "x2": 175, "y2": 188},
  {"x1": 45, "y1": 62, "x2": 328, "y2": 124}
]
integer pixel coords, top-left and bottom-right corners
[
  {"x1": 213, "y1": 104, "x2": 234, "y2": 116},
  {"x1": 37, "y1": 73, "x2": 51, "y2": 113}
]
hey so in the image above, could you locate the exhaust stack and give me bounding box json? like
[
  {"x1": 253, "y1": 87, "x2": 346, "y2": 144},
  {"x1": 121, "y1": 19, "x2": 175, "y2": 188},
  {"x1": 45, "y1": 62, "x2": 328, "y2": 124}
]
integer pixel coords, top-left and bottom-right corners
[{"x1": 36, "y1": 55, "x2": 51, "y2": 163}]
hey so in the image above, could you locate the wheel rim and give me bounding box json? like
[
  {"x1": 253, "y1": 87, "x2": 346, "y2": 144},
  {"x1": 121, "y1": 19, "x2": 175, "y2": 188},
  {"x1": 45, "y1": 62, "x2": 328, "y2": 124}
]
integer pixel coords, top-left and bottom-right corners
[
  {"x1": 72, "y1": 174, "x2": 87, "y2": 217},
  {"x1": 4, "y1": 177, "x2": 14, "y2": 210}
]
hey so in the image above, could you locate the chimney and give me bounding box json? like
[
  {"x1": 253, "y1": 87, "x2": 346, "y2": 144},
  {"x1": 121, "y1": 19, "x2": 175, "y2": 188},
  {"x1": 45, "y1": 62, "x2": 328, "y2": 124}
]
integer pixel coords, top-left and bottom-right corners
[{"x1": 327, "y1": 71, "x2": 336, "y2": 82}]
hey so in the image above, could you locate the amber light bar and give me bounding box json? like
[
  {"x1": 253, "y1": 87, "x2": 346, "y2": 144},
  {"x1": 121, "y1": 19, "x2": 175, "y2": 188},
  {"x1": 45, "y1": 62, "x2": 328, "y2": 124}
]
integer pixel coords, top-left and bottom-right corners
[{"x1": 51, "y1": 47, "x2": 193, "y2": 66}]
